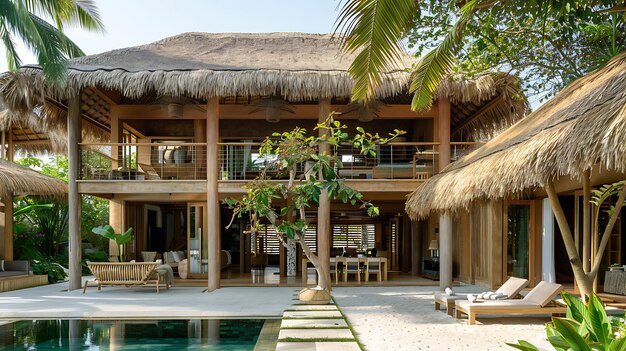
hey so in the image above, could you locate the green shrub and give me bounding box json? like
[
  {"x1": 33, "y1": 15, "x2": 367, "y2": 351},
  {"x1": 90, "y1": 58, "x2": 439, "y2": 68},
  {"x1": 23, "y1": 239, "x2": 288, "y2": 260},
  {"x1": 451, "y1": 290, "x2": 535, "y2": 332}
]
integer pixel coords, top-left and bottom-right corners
[
  {"x1": 31, "y1": 259, "x2": 67, "y2": 284},
  {"x1": 508, "y1": 292, "x2": 626, "y2": 351}
]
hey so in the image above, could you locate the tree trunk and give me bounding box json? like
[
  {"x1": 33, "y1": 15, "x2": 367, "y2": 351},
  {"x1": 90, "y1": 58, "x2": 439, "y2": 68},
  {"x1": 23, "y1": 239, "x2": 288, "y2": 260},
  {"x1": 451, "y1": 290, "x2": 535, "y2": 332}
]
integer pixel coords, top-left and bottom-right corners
[
  {"x1": 546, "y1": 181, "x2": 592, "y2": 300},
  {"x1": 298, "y1": 236, "x2": 331, "y2": 292},
  {"x1": 589, "y1": 182, "x2": 626, "y2": 282}
]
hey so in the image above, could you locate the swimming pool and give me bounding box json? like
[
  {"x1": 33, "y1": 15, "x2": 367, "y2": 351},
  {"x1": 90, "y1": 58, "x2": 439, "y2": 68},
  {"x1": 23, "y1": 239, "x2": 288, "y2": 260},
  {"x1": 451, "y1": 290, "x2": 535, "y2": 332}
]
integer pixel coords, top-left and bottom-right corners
[{"x1": 0, "y1": 319, "x2": 269, "y2": 350}]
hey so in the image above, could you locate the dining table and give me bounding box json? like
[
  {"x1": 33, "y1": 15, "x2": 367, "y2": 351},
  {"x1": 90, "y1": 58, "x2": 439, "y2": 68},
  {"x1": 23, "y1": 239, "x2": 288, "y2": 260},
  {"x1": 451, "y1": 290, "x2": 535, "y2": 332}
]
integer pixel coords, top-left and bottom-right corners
[{"x1": 301, "y1": 256, "x2": 388, "y2": 284}]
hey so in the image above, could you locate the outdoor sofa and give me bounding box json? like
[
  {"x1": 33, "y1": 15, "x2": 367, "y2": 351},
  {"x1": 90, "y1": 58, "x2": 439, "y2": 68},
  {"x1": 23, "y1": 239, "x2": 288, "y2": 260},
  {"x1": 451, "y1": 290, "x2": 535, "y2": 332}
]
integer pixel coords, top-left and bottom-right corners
[
  {"x1": 0, "y1": 260, "x2": 30, "y2": 278},
  {"x1": 83, "y1": 262, "x2": 169, "y2": 293}
]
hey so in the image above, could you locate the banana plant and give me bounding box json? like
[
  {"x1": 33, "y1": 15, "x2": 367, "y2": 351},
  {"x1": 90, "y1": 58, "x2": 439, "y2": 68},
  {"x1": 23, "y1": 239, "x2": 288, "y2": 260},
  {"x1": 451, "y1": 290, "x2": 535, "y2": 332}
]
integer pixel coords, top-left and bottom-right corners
[
  {"x1": 91, "y1": 225, "x2": 133, "y2": 262},
  {"x1": 508, "y1": 292, "x2": 626, "y2": 351}
]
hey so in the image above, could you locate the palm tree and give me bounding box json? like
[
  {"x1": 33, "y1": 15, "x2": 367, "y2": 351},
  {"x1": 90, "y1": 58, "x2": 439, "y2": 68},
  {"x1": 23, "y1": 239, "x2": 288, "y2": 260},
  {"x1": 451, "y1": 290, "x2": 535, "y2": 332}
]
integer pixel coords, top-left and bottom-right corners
[
  {"x1": 0, "y1": 0, "x2": 104, "y2": 81},
  {"x1": 334, "y1": 0, "x2": 481, "y2": 111}
]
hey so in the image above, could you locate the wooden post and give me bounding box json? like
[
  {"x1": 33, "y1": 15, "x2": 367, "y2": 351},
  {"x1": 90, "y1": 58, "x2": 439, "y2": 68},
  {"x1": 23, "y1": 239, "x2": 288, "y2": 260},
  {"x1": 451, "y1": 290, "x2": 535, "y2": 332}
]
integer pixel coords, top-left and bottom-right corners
[
  {"x1": 109, "y1": 199, "x2": 123, "y2": 258},
  {"x1": 206, "y1": 97, "x2": 220, "y2": 291},
  {"x1": 317, "y1": 99, "x2": 331, "y2": 289},
  {"x1": 582, "y1": 169, "x2": 591, "y2": 273},
  {"x1": 1, "y1": 129, "x2": 5, "y2": 159},
  {"x1": 438, "y1": 98, "x2": 452, "y2": 289},
  {"x1": 110, "y1": 106, "x2": 120, "y2": 170},
  {"x1": 7, "y1": 129, "x2": 13, "y2": 162},
  {"x1": 411, "y1": 220, "x2": 421, "y2": 275},
  {"x1": 439, "y1": 213, "x2": 453, "y2": 289},
  {"x1": 3, "y1": 197, "x2": 13, "y2": 260},
  {"x1": 68, "y1": 93, "x2": 82, "y2": 290}
]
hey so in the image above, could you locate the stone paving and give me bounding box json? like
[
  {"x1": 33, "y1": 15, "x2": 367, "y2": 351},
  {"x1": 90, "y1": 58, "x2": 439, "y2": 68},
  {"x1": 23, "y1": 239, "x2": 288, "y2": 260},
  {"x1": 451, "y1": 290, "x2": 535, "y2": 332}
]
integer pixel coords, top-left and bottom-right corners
[{"x1": 276, "y1": 298, "x2": 362, "y2": 351}]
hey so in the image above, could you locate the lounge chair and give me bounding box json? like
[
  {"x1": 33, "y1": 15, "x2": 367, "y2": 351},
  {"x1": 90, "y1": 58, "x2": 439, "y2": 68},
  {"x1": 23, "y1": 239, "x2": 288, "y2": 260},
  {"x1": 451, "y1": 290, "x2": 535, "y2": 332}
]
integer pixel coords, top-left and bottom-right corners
[
  {"x1": 83, "y1": 262, "x2": 167, "y2": 293},
  {"x1": 454, "y1": 281, "x2": 566, "y2": 325},
  {"x1": 434, "y1": 276, "x2": 529, "y2": 316}
]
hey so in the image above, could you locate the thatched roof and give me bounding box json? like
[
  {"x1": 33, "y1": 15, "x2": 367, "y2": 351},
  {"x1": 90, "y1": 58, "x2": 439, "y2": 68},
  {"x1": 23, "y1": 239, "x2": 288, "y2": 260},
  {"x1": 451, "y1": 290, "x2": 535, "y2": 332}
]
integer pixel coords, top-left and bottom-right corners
[
  {"x1": 0, "y1": 159, "x2": 67, "y2": 199},
  {"x1": 0, "y1": 32, "x2": 526, "y2": 152},
  {"x1": 406, "y1": 52, "x2": 626, "y2": 220}
]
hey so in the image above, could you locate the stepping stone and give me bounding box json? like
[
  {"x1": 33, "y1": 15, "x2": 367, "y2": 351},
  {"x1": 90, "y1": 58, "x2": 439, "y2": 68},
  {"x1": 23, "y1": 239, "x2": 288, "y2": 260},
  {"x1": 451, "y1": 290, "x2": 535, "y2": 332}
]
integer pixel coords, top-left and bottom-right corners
[
  {"x1": 278, "y1": 328, "x2": 354, "y2": 340},
  {"x1": 283, "y1": 310, "x2": 343, "y2": 318},
  {"x1": 288, "y1": 305, "x2": 339, "y2": 311},
  {"x1": 276, "y1": 342, "x2": 361, "y2": 350},
  {"x1": 281, "y1": 318, "x2": 347, "y2": 328}
]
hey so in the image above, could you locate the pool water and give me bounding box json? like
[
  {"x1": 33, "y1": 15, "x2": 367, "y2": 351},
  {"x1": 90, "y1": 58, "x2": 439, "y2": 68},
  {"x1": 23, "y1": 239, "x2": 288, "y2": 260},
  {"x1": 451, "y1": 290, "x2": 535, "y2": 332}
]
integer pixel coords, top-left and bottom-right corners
[{"x1": 0, "y1": 319, "x2": 266, "y2": 350}]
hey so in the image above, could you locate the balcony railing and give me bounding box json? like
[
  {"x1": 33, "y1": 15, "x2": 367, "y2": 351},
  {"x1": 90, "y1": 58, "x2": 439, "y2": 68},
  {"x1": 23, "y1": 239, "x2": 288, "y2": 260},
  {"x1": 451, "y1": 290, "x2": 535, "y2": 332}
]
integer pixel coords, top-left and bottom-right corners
[
  {"x1": 80, "y1": 143, "x2": 207, "y2": 180},
  {"x1": 79, "y1": 141, "x2": 484, "y2": 181}
]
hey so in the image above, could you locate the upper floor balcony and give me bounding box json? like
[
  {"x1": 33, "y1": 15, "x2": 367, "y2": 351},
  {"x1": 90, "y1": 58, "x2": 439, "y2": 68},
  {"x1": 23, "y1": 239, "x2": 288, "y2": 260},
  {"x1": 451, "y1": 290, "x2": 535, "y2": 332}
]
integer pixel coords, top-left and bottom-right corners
[{"x1": 77, "y1": 141, "x2": 483, "y2": 194}]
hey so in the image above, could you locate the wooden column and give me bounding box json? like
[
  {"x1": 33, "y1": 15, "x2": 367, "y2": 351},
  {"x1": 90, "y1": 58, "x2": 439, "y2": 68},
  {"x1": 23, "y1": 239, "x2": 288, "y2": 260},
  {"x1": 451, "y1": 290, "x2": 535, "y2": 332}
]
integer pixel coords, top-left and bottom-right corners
[
  {"x1": 582, "y1": 169, "x2": 591, "y2": 272},
  {"x1": 68, "y1": 93, "x2": 82, "y2": 290},
  {"x1": 6, "y1": 129, "x2": 13, "y2": 162},
  {"x1": 411, "y1": 220, "x2": 421, "y2": 275},
  {"x1": 317, "y1": 99, "x2": 331, "y2": 289},
  {"x1": 1, "y1": 129, "x2": 5, "y2": 159},
  {"x1": 438, "y1": 98, "x2": 452, "y2": 289},
  {"x1": 109, "y1": 199, "x2": 123, "y2": 258},
  {"x1": 439, "y1": 213, "x2": 453, "y2": 289},
  {"x1": 110, "y1": 106, "x2": 121, "y2": 169},
  {"x1": 3, "y1": 197, "x2": 13, "y2": 260},
  {"x1": 206, "y1": 97, "x2": 220, "y2": 291}
]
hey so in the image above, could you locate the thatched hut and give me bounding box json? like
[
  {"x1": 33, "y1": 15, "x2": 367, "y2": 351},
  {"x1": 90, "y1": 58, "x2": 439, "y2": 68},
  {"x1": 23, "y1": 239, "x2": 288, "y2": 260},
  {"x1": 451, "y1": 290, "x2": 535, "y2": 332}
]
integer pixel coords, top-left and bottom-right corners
[
  {"x1": 0, "y1": 32, "x2": 528, "y2": 291},
  {"x1": 0, "y1": 159, "x2": 67, "y2": 199},
  {"x1": 405, "y1": 52, "x2": 626, "y2": 293}
]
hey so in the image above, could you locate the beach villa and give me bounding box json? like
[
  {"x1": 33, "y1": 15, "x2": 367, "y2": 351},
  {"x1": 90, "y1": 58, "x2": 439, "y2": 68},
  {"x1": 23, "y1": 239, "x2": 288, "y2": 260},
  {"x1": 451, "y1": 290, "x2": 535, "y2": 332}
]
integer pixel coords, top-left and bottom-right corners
[{"x1": 0, "y1": 32, "x2": 526, "y2": 292}]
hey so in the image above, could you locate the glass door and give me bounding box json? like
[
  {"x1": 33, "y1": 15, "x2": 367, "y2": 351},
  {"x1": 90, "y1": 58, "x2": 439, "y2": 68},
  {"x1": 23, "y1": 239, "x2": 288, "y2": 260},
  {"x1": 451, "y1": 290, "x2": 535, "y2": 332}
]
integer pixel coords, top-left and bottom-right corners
[
  {"x1": 187, "y1": 202, "x2": 208, "y2": 278},
  {"x1": 505, "y1": 201, "x2": 534, "y2": 279}
]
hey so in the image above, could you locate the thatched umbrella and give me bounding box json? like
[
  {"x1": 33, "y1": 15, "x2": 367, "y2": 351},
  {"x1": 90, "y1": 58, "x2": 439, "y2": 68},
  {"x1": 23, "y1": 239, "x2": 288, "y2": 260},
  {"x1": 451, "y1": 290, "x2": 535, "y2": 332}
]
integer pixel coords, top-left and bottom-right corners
[
  {"x1": 406, "y1": 51, "x2": 626, "y2": 219},
  {"x1": 405, "y1": 51, "x2": 626, "y2": 298},
  {"x1": 0, "y1": 159, "x2": 67, "y2": 199}
]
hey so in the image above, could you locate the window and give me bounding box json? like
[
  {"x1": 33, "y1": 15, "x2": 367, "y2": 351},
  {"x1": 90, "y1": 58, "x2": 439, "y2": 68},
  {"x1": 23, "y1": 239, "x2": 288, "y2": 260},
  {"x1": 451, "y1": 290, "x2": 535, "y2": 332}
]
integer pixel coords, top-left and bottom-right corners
[
  {"x1": 332, "y1": 224, "x2": 375, "y2": 250},
  {"x1": 253, "y1": 224, "x2": 317, "y2": 254}
]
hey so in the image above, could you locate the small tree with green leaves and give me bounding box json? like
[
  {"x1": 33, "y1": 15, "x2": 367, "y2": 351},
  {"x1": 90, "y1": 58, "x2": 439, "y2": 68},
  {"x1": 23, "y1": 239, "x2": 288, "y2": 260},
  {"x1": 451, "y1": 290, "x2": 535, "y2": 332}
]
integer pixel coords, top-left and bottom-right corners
[
  {"x1": 91, "y1": 225, "x2": 133, "y2": 262},
  {"x1": 224, "y1": 114, "x2": 404, "y2": 292}
]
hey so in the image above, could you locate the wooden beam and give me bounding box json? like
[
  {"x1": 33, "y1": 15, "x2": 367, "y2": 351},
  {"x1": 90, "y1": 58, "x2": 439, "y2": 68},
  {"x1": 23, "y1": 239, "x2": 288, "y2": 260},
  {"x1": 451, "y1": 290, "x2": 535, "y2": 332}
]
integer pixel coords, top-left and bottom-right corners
[
  {"x1": 206, "y1": 97, "x2": 220, "y2": 291},
  {"x1": 438, "y1": 98, "x2": 451, "y2": 170},
  {"x1": 451, "y1": 95, "x2": 504, "y2": 136},
  {"x1": 112, "y1": 104, "x2": 437, "y2": 120},
  {"x1": 7, "y1": 129, "x2": 13, "y2": 162},
  {"x1": 68, "y1": 92, "x2": 82, "y2": 291}
]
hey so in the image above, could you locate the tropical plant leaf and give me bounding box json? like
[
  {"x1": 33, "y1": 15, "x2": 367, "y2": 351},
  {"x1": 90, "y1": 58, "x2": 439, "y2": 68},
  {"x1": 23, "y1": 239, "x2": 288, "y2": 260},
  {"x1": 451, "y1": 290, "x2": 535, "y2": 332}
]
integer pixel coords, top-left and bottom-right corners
[
  {"x1": 409, "y1": 0, "x2": 479, "y2": 110},
  {"x1": 563, "y1": 291, "x2": 587, "y2": 323},
  {"x1": 609, "y1": 336, "x2": 626, "y2": 351},
  {"x1": 335, "y1": 0, "x2": 419, "y2": 101},
  {"x1": 506, "y1": 341, "x2": 540, "y2": 351},
  {"x1": 552, "y1": 318, "x2": 592, "y2": 351},
  {"x1": 587, "y1": 293, "x2": 611, "y2": 345}
]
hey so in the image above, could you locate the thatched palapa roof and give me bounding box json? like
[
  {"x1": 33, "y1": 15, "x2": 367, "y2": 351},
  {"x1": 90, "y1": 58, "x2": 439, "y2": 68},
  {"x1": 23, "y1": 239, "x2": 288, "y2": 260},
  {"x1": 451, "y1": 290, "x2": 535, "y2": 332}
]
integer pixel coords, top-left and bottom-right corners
[
  {"x1": 0, "y1": 32, "x2": 526, "y2": 152},
  {"x1": 406, "y1": 52, "x2": 626, "y2": 220},
  {"x1": 0, "y1": 159, "x2": 67, "y2": 199}
]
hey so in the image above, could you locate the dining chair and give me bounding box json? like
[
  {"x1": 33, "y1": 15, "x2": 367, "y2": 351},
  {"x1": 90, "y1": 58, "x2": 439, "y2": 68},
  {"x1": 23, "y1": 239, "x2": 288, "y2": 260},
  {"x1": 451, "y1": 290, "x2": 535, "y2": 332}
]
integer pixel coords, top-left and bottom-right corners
[
  {"x1": 344, "y1": 257, "x2": 361, "y2": 282},
  {"x1": 330, "y1": 256, "x2": 344, "y2": 284},
  {"x1": 365, "y1": 257, "x2": 382, "y2": 282}
]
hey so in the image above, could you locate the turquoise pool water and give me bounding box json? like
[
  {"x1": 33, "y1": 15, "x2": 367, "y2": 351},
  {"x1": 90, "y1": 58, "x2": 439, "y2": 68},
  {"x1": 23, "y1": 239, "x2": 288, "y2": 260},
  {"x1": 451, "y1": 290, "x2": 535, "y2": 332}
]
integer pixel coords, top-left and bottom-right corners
[{"x1": 0, "y1": 319, "x2": 266, "y2": 350}]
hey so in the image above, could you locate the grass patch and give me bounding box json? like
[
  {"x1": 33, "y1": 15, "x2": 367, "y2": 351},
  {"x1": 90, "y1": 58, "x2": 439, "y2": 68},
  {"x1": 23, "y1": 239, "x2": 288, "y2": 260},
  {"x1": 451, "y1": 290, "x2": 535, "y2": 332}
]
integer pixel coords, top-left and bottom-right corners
[
  {"x1": 279, "y1": 337, "x2": 355, "y2": 342},
  {"x1": 280, "y1": 326, "x2": 350, "y2": 330},
  {"x1": 282, "y1": 316, "x2": 343, "y2": 320},
  {"x1": 333, "y1": 296, "x2": 366, "y2": 351}
]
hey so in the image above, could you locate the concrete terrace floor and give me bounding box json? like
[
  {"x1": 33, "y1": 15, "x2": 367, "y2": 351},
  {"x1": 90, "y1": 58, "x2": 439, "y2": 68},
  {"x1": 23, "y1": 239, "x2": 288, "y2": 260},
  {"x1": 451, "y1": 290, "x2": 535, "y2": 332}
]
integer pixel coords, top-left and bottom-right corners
[{"x1": 0, "y1": 282, "x2": 554, "y2": 350}]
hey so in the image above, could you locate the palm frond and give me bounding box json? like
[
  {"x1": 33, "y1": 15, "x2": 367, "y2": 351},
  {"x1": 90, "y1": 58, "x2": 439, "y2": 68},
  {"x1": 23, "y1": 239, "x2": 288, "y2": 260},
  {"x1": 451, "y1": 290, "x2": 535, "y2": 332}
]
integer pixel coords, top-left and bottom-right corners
[
  {"x1": 0, "y1": 21, "x2": 21, "y2": 70},
  {"x1": 335, "y1": 0, "x2": 418, "y2": 101},
  {"x1": 409, "y1": 0, "x2": 480, "y2": 110}
]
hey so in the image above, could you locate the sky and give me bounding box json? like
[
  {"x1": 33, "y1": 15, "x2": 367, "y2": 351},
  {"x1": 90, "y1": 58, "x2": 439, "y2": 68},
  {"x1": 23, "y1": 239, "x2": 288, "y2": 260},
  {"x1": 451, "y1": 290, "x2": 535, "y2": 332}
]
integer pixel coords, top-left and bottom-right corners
[{"x1": 0, "y1": 0, "x2": 342, "y2": 71}]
